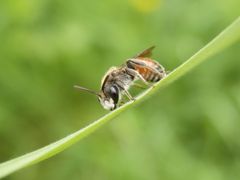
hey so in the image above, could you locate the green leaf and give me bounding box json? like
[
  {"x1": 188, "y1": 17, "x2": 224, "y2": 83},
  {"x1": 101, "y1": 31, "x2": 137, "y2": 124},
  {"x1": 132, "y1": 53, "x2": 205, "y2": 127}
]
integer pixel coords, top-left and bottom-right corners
[{"x1": 0, "y1": 16, "x2": 240, "y2": 179}]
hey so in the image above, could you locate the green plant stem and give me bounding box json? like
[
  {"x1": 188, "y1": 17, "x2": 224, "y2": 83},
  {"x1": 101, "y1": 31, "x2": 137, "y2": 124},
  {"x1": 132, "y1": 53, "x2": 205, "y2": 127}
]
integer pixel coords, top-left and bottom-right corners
[{"x1": 0, "y1": 16, "x2": 240, "y2": 179}]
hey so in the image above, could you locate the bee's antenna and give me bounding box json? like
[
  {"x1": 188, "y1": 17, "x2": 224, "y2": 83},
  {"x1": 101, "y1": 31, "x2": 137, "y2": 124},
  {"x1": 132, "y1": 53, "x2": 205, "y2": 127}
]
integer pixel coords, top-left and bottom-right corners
[{"x1": 74, "y1": 85, "x2": 99, "y2": 96}]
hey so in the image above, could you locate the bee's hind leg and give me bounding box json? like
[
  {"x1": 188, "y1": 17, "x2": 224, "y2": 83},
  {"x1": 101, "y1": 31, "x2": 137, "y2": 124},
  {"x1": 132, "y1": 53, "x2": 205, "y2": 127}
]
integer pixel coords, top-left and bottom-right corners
[
  {"x1": 125, "y1": 68, "x2": 150, "y2": 86},
  {"x1": 127, "y1": 59, "x2": 166, "y2": 77},
  {"x1": 132, "y1": 82, "x2": 148, "y2": 89}
]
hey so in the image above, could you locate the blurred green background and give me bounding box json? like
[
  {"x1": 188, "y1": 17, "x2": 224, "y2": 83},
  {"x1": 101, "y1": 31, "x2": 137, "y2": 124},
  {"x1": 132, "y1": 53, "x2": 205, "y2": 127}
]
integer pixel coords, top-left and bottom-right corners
[{"x1": 0, "y1": 0, "x2": 240, "y2": 179}]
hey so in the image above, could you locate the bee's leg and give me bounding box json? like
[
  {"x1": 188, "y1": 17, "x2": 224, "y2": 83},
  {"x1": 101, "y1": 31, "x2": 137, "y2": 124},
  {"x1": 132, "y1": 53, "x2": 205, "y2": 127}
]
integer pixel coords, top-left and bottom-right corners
[
  {"x1": 123, "y1": 89, "x2": 135, "y2": 101},
  {"x1": 119, "y1": 99, "x2": 125, "y2": 106},
  {"x1": 132, "y1": 83, "x2": 148, "y2": 89},
  {"x1": 166, "y1": 70, "x2": 171, "y2": 75},
  {"x1": 125, "y1": 68, "x2": 150, "y2": 86},
  {"x1": 118, "y1": 99, "x2": 125, "y2": 106},
  {"x1": 115, "y1": 81, "x2": 135, "y2": 101},
  {"x1": 118, "y1": 94, "x2": 130, "y2": 106}
]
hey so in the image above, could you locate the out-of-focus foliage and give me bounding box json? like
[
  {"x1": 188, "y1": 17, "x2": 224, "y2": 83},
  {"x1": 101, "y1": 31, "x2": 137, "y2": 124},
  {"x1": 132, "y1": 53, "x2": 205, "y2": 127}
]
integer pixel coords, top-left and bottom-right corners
[{"x1": 0, "y1": 0, "x2": 239, "y2": 179}]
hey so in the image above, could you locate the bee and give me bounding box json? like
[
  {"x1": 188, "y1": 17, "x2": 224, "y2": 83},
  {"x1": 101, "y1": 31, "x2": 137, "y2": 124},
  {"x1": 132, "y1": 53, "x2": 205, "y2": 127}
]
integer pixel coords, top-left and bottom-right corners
[{"x1": 74, "y1": 46, "x2": 167, "y2": 111}]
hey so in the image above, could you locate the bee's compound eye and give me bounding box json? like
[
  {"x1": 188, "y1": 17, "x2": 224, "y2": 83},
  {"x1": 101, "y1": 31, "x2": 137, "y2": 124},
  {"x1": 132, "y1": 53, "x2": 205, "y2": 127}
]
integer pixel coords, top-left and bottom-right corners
[
  {"x1": 109, "y1": 86, "x2": 119, "y2": 104},
  {"x1": 110, "y1": 86, "x2": 117, "y2": 94}
]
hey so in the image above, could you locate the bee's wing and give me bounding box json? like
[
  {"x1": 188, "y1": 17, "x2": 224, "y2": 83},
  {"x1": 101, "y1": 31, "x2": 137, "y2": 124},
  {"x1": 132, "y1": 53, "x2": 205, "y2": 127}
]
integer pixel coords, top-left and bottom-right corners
[{"x1": 134, "y1": 46, "x2": 155, "y2": 58}]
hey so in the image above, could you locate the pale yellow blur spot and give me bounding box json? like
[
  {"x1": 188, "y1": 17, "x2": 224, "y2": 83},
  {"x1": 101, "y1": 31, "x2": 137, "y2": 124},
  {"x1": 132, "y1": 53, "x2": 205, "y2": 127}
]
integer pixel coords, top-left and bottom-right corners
[{"x1": 129, "y1": 0, "x2": 161, "y2": 13}]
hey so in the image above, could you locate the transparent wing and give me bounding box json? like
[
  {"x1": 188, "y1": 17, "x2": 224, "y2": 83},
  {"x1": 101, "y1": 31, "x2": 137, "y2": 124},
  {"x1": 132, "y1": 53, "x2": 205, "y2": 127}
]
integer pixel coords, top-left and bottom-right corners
[{"x1": 134, "y1": 46, "x2": 155, "y2": 58}]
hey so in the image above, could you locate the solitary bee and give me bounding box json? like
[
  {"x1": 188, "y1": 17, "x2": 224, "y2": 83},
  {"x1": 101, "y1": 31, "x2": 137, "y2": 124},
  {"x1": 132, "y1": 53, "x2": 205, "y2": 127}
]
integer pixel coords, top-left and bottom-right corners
[{"x1": 74, "y1": 46, "x2": 167, "y2": 110}]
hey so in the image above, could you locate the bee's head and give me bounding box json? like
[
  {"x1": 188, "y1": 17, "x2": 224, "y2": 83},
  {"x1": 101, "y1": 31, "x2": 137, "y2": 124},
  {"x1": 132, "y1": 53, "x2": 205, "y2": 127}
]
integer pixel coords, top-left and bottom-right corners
[
  {"x1": 74, "y1": 85, "x2": 120, "y2": 111},
  {"x1": 98, "y1": 85, "x2": 119, "y2": 111}
]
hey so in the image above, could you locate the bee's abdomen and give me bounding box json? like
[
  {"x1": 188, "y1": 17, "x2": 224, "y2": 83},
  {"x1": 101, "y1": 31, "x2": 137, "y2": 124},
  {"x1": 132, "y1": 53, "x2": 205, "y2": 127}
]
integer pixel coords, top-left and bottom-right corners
[
  {"x1": 142, "y1": 70, "x2": 161, "y2": 82},
  {"x1": 136, "y1": 67, "x2": 160, "y2": 82}
]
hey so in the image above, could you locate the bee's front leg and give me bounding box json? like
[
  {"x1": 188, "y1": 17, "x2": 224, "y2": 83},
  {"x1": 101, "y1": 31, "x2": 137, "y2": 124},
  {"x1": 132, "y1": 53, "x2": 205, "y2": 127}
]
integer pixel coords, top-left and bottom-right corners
[
  {"x1": 115, "y1": 81, "x2": 135, "y2": 102},
  {"x1": 123, "y1": 89, "x2": 135, "y2": 101}
]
